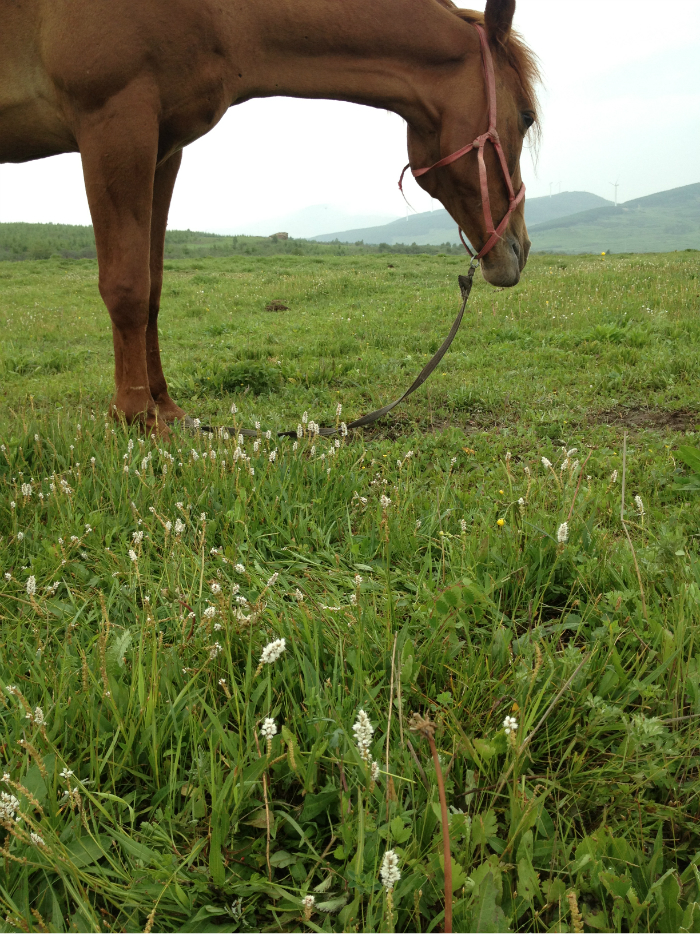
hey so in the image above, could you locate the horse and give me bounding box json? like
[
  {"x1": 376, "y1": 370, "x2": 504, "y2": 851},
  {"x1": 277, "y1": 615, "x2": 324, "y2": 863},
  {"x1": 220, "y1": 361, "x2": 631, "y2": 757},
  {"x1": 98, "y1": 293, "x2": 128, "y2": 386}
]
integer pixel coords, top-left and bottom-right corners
[{"x1": 0, "y1": 0, "x2": 539, "y2": 432}]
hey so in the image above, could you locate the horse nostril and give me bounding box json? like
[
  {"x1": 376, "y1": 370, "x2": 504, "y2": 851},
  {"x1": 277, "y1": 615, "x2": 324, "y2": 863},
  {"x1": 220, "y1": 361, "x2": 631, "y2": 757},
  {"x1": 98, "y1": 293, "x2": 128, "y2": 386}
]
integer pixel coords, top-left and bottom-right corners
[{"x1": 511, "y1": 239, "x2": 520, "y2": 259}]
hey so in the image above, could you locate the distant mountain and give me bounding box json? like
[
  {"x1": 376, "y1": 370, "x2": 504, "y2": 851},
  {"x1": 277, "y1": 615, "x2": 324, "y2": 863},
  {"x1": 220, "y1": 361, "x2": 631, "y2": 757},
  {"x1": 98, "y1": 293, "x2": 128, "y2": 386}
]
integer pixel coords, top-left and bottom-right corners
[
  {"x1": 312, "y1": 191, "x2": 612, "y2": 245},
  {"x1": 215, "y1": 203, "x2": 399, "y2": 239},
  {"x1": 528, "y1": 182, "x2": 700, "y2": 253},
  {"x1": 309, "y1": 184, "x2": 700, "y2": 253}
]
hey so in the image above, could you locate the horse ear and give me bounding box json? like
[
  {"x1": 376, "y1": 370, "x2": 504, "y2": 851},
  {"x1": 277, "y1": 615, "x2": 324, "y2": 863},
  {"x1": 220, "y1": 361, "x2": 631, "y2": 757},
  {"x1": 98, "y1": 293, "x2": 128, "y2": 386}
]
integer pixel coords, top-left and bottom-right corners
[{"x1": 484, "y1": 0, "x2": 516, "y2": 47}]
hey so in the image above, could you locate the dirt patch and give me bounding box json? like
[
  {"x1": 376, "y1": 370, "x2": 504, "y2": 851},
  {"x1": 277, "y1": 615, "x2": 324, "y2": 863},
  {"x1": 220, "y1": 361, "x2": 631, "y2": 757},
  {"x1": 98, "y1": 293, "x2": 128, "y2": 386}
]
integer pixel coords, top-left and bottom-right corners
[{"x1": 589, "y1": 407, "x2": 699, "y2": 432}]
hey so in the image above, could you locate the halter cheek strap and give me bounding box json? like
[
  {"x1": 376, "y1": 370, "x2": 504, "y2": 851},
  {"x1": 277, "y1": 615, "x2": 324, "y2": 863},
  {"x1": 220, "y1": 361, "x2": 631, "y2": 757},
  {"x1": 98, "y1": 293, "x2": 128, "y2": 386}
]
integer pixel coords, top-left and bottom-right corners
[{"x1": 399, "y1": 22, "x2": 525, "y2": 260}]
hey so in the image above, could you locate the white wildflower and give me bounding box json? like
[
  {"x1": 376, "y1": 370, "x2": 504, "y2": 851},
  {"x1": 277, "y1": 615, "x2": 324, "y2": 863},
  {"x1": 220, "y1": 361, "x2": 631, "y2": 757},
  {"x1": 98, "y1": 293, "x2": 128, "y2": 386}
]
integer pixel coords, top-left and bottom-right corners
[
  {"x1": 174, "y1": 518, "x2": 185, "y2": 535},
  {"x1": 380, "y1": 494, "x2": 391, "y2": 510},
  {"x1": 541, "y1": 457, "x2": 552, "y2": 469},
  {"x1": 203, "y1": 606, "x2": 217, "y2": 619},
  {"x1": 610, "y1": 469, "x2": 618, "y2": 483},
  {"x1": 128, "y1": 549, "x2": 138, "y2": 563},
  {"x1": 210, "y1": 582, "x2": 222, "y2": 595},
  {"x1": 209, "y1": 642, "x2": 223, "y2": 659},
  {"x1": 380, "y1": 850, "x2": 401, "y2": 892},
  {"x1": 235, "y1": 563, "x2": 245, "y2": 574},
  {"x1": 371, "y1": 760, "x2": 380, "y2": 781},
  {"x1": 293, "y1": 588, "x2": 304, "y2": 602},
  {"x1": 17, "y1": 532, "x2": 24, "y2": 541},
  {"x1": 26, "y1": 576, "x2": 36, "y2": 596},
  {"x1": 353, "y1": 709, "x2": 374, "y2": 761},
  {"x1": 33, "y1": 707, "x2": 44, "y2": 725},
  {"x1": 301, "y1": 894, "x2": 315, "y2": 918},
  {"x1": 0, "y1": 792, "x2": 20, "y2": 822},
  {"x1": 460, "y1": 518, "x2": 467, "y2": 533},
  {"x1": 132, "y1": 530, "x2": 143, "y2": 544},
  {"x1": 260, "y1": 717, "x2": 277, "y2": 739},
  {"x1": 634, "y1": 494, "x2": 645, "y2": 517},
  {"x1": 260, "y1": 638, "x2": 286, "y2": 665},
  {"x1": 30, "y1": 832, "x2": 46, "y2": 847},
  {"x1": 21, "y1": 483, "x2": 32, "y2": 498},
  {"x1": 266, "y1": 572, "x2": 279, "y2": 587},
  {"x1": 557, "y1": 522, "x2": 569, "y2": 544},
  {"x1": 503, "y1": 715, "x2": 518, "y2": 735}
]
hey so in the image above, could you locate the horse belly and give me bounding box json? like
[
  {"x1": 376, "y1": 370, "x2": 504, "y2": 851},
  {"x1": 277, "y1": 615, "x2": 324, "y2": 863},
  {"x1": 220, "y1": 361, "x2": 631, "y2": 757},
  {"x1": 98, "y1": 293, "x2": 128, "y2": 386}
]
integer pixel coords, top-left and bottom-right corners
[
  {"x1": 0, "y1": 0, "x2": 75, "y2": 161},
  {"x1": 0, "y1": 99, "x2": 76, "y2": 162}
]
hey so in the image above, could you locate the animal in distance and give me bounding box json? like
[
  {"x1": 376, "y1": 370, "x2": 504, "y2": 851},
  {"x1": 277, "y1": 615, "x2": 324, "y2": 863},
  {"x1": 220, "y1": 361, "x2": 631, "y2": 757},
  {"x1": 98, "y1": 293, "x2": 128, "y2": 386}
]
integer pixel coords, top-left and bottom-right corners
[{"x1": 0, "y1": 0, "x2": 539, "y2": 431}]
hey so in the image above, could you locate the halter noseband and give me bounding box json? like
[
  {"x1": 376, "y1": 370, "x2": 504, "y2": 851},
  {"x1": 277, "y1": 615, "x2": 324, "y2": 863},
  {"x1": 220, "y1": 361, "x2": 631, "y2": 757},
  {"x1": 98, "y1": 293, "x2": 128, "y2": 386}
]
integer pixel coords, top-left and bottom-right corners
[{"x1": 399, "y1": 22, "x2": 525, "y2": 260}]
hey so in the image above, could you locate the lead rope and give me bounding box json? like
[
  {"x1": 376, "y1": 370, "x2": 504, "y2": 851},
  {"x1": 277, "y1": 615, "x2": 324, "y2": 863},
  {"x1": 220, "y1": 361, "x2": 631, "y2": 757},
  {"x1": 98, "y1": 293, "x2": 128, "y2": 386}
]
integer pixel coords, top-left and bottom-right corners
[{"x1": 184, "y1": 259, "x2": 478, "y2": 439}]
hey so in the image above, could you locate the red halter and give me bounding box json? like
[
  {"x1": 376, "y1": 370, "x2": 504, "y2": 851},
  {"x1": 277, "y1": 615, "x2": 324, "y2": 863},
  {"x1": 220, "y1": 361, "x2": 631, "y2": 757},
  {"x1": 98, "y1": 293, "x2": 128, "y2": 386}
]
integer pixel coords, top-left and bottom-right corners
[{"x1": 399, "y1": 22, "x2": 525, "y2": 260}]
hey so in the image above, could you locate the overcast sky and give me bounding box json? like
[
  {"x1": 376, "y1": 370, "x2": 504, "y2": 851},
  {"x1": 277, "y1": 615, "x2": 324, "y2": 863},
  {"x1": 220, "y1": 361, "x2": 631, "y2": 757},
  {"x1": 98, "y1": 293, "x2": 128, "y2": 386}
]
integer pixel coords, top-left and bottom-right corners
[{"x1": 1, "y1": 0, "x2": 698, "y2": 232}]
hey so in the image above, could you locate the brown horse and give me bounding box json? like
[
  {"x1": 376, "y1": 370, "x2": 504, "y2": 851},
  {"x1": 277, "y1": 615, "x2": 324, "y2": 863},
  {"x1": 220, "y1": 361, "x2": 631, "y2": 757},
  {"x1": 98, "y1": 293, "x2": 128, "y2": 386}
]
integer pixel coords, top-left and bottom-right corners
[{"x1": 0, "y1": 0, "x2": 539, "y2": 430}]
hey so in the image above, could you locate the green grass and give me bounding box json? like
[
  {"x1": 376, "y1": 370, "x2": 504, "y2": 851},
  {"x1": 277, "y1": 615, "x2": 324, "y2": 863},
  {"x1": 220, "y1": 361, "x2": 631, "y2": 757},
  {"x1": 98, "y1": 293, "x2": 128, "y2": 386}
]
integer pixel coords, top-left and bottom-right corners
[{"x1": 1, "y1": 250, "x2": 700, "y2": 933}]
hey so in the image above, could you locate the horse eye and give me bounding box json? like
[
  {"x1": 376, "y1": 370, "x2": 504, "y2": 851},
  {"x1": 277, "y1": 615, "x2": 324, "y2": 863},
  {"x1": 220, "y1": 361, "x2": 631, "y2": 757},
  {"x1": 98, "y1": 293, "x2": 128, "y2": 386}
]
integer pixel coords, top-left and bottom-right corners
[{"x1": 521, "y1": 112, "x2": 535, "y2": 130}]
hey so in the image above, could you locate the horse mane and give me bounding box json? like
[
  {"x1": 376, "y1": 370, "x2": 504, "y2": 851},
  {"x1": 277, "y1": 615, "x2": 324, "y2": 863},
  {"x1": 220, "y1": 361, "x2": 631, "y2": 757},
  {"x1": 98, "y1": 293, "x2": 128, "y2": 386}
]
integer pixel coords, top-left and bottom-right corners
[{"x1": 444, "y1": 4, "x2": 542, "y2": 137}]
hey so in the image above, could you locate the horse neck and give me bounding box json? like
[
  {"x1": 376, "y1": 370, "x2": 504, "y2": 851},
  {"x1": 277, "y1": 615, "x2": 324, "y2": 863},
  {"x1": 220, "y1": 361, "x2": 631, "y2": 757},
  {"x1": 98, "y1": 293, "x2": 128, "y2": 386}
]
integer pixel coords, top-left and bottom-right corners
[{"x1": 240, "y1": 0, "x2": 474, "y2": 131}]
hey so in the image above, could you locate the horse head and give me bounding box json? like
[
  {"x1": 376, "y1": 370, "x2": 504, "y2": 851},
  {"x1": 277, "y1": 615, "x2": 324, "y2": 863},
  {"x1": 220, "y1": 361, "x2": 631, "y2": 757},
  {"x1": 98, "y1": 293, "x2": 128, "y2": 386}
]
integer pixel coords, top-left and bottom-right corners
[{"x1": 406, "y1": 0, "x2": 540, "y2": 286}]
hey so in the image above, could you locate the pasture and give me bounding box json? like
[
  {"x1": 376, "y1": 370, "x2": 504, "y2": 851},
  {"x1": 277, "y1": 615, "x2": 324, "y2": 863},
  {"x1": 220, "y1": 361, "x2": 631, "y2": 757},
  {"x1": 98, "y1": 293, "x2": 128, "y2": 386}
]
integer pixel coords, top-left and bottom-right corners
[{"x1": 1, "y1": 249, "x2": 700, "y2": 933}]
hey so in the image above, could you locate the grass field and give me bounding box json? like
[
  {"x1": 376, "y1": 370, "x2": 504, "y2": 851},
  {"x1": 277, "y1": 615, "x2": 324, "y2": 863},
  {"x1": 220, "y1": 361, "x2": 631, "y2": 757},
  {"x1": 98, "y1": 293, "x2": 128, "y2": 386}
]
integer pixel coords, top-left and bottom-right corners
[{"x1": 1, "y1": 250, "x2": 700, "y2": 933}]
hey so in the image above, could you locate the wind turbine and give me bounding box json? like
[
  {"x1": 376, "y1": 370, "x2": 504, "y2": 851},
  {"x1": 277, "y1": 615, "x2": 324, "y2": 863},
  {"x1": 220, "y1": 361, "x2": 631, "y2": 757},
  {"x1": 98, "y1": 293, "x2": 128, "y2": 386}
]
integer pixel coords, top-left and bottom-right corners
[{"x1": 610, "y1": 180, "x2": 620, "y2": 207}]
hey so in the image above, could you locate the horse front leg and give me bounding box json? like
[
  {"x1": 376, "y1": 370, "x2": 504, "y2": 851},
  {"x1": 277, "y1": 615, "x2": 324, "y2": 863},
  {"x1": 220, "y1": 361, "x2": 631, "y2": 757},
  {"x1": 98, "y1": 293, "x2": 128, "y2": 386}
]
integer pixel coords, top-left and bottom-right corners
[
  {"x1": 78, "y1": 96, "x2": 161, "y2": 430},
  {"x1": 147, "y1": 149, "x2": 187, "y2": 422}
]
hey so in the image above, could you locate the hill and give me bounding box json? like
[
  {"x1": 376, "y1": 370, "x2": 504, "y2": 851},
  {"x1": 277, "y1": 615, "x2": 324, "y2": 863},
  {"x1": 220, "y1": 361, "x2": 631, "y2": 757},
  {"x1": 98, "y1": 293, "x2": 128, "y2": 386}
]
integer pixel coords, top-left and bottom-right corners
[
  {"x1": 528, "y1": 182, "x2": 700, "y2": 253},
  {"x1": 0, "y1": 224, "x2": 463, "y2": 262},
  {"x1": 312, "y1": 190, "x2": 612, "y2": 245},
  {"x1": 311, "y1": 183, "x2": 700, "y2": 254}
]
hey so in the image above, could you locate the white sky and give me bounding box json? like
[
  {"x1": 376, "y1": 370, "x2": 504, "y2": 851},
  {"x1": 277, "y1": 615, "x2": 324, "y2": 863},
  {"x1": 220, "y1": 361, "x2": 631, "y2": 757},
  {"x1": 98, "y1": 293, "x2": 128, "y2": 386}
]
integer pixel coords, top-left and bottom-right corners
[{"x1": 0, "y1": 0, "x2": 698, "y2": 231}]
